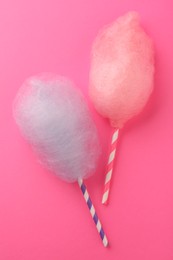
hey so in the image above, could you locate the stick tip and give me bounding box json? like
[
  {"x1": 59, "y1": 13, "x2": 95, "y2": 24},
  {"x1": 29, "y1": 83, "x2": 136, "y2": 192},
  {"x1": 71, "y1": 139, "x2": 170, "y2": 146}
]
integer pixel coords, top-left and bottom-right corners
[
  {"x1": 103, "y1": 237, "x2": 109, "y2": 247},
  {"x1": 102, "y1": 192, "x2": 109, "y2": 205},
  {"x1": 102, "y1": 200, "x2": 108, "y2": 205}
]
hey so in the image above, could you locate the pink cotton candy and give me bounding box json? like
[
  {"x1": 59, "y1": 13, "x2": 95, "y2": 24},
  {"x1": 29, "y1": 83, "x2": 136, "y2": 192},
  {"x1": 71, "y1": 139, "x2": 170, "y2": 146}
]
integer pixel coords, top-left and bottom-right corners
[{"x1": 89, "y1": 12, "x2": 154, "y2": 128}]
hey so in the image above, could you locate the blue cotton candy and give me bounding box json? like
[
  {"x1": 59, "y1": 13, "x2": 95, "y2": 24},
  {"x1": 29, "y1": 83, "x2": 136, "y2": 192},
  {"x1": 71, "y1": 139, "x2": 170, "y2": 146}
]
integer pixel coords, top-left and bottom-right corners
[{"x1": 13, "y1": 74, "x2": 100, "y2": 182}]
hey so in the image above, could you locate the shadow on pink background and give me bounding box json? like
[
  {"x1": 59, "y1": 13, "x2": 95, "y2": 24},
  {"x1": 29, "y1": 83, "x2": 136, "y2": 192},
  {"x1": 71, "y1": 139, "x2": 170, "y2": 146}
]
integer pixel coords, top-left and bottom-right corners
[{"x1": 0, "y1": 0, "x2": 173, "y2": 259}]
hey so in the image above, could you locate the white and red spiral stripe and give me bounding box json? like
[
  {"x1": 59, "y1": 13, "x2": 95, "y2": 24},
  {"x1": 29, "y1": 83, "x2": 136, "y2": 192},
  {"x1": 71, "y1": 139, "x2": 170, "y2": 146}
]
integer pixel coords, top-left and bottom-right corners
[{"x1": 102, "y1": 128, "x2": 119, "y2": 205}]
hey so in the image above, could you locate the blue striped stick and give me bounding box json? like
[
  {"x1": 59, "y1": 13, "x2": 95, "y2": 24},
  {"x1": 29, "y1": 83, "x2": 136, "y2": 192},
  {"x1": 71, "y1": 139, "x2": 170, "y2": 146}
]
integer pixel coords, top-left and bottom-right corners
[{"x1": 78, "y1": 178, "x2": 109, "y2": 247}]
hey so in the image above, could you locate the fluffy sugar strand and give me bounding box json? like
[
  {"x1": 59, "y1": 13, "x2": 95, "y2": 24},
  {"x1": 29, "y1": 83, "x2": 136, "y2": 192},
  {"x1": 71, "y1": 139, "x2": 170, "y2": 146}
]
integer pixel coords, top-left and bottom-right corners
[
  {"x1": 89, "y1": 12, "x2": 155, "y2": 128},
  {"x1": 13, "y1": 74, "x2": 100, "y2": 182}
]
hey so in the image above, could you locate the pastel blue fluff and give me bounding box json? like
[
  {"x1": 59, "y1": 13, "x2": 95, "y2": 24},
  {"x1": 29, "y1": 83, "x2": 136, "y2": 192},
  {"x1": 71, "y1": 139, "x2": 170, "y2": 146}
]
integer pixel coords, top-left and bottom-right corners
[{"x1": 13, "y1": 74, "x2": 100, "y2": 182}]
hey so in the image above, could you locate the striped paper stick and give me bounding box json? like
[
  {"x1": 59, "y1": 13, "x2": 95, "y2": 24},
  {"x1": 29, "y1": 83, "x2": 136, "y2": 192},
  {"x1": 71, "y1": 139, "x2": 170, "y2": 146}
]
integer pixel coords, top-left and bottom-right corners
[
  {"x1": 78, "y1": 178, "x2": 108, "y2": 247},
  {"x1": 102, "y1": 128, "x2": 119, "y2": 205}
]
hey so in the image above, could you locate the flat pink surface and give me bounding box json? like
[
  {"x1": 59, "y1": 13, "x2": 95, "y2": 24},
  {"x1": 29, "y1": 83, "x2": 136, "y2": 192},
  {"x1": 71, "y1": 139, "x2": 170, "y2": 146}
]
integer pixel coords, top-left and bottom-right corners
[{"x1": 0, "y1": 1, "x2": 173, "y2": 259}]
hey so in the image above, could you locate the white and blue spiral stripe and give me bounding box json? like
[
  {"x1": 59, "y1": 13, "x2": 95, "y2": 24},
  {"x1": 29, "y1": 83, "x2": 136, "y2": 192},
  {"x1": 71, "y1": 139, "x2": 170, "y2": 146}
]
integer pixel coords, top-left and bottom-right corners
[{"x1": 78, "y1": 178, "x2": 108, "y2": 247}]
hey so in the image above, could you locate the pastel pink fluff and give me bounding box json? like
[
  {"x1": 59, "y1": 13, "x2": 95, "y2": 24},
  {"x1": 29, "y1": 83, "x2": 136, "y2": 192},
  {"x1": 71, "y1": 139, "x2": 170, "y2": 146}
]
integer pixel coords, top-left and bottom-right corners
[{"x1": 89, "y1": 12, "x2": 154, "y2": 128}]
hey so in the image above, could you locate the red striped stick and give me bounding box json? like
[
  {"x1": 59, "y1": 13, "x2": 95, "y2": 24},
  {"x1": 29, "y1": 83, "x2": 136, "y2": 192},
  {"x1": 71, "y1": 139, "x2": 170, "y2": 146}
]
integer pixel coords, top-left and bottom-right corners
[{"x1": 102, "y1": 128, "x2": 119, "y2": 205}]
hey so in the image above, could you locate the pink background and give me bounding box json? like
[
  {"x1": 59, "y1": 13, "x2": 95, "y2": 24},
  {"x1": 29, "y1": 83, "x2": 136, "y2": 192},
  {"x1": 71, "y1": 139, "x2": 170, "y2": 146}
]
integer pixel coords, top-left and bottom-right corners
[{"x1": 0, "y1": 0, "x2": 173, "y2": 259}]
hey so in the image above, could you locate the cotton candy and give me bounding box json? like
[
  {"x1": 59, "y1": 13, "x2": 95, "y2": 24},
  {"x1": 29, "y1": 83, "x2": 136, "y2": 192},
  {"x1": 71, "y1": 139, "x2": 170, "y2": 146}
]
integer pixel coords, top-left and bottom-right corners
[
  {"x1": 13, "y1": 74, "x2": 100, "y2": 182},
  {"x1": 89, "y1": 12, "x2": 154, "y2": 128}
]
